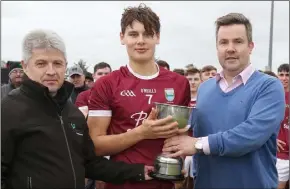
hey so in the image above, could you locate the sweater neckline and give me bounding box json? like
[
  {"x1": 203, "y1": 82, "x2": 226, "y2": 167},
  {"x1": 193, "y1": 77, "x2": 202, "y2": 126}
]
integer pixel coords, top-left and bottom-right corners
[{"x1": 216, "y1": 71, "x2": 259, "y2": 96}]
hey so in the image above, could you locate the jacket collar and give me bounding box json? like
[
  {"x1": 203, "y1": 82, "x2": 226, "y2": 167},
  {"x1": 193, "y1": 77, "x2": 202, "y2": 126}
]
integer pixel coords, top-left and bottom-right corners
[{"x1": 20, "y1": 75, "x2": 74, "y2": 106}]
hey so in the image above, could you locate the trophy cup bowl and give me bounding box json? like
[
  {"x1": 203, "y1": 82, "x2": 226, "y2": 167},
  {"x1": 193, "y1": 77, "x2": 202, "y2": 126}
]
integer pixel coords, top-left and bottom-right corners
[
  {"x1": 149, "y1": 102, "x2": 193, "y2": 181},
  {"x1": 155, "y1": 102, "x2": 192, "y2": 129}
]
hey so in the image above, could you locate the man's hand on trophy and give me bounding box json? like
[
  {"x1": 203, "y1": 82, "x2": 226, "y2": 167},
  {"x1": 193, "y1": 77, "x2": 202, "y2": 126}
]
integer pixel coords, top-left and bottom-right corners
[
  {"x1": 137, "y1": 108, "x2": 179, "y2": 140},
  {"x1": 162, "y1": 135, "x2": 198, "y2": 157}
]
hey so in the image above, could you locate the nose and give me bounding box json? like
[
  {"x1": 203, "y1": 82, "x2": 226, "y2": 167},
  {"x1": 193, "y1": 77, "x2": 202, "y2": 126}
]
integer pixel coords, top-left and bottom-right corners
[
  {"x1": 46, "y1": 63, "x2": 56, "y2": 75},
  {"x1": 137, "y1": 35, "x2": 145, "y2": 44},
  {"x1": 226, "y1": 42, "x2": 236, "y2": 53}
]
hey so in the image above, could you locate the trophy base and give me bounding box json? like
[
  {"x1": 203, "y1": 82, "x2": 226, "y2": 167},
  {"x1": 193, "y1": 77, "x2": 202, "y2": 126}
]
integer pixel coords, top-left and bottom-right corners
[{"x1": 149, "y1": 171, "x2": 184, "y2": 181}]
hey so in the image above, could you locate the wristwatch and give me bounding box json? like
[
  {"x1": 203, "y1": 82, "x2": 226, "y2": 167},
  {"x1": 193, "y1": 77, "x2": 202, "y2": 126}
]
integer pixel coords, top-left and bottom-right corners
[{"x1": 194, "y1": 138, "x2": 204, "y2": 154}]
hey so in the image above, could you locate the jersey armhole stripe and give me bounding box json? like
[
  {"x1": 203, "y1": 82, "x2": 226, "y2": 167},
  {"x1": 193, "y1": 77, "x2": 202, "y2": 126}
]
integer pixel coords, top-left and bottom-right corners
[
  {"x1": 78, "y1": 106, "x2": 88, "y2": 111},
  {"x1": 88, "y1": 110, "x2": 112, "y2": 117}
]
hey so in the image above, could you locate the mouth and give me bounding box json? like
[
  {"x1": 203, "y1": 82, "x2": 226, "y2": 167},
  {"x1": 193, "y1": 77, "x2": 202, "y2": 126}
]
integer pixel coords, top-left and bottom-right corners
[
  {"x1": 225, "y1": 57, "x2": 238, "y2": 60},
  {"x1": 135, "y1": 48, "x2": 148, "y2": 53},
  {"x1": 44, "y1": 80, "x2": 57, "y2": 84}
]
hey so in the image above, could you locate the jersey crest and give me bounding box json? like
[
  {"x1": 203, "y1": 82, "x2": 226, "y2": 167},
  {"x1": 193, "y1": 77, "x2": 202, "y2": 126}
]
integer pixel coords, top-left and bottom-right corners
[{"x1": 164, "y1": 88, "x2": 175, "y2": 102}]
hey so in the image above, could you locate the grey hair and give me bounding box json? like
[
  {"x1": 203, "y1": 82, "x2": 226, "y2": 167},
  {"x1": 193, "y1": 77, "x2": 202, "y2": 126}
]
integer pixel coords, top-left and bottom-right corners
[{"x1": 22, "y1": 29, "x2": 67, "y2": 64}]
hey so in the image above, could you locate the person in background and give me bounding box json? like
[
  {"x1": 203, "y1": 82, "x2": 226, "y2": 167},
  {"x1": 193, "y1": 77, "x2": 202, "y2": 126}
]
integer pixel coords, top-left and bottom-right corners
[
  {"x1": 276, "y1": 63, "x2": 289, "y2": 189},
  {"x1": 156, "y1": 60, "x2": 170, "y2": 70},
  {"x1": 93, "y1": 62, "x2": 111, "y2": 81},
  {"x1": 173, "y1": 68, "x2": 185, "y2": 76},
  {"x1": 81, "y1": 62, "x2": 112, "y2": 189},
  {"x1": 1, "y1": 29, "x2": 153, "y2": 189},
  {"x1": 179, "y1": 67, "x2": 202, "y2": 189},
  {"x1": 163, "y1": 13, "x2": 285, "y2": 188},
  {"x1": 200, "y1": 65, "x2": 217, "y2": 81},
  {"x1": 1, "y1": 61, "x2": 24, "y2": 99},
  {"x1": 68, "y1": 65, "x2": 89, "y2": 103},
  {"x1": 75, "y1": 62, "x2": 112, "y2": 117},
  {"x1": 85, "y1": 72, "x2": 94, "y2": 89},
  {"x1": 185, "y1": 68, "x2": 202, "y2": 107}
]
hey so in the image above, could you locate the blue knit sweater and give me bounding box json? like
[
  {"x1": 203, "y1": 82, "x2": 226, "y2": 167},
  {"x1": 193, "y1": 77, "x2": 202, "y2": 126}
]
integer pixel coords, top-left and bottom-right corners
[{"x1": 193, "y1": 71, "x2": 285, "y2": 188}]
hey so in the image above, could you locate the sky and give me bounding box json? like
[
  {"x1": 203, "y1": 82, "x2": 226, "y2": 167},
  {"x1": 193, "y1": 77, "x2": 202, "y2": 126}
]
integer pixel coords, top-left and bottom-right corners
[{"x1": 1, "y1": 1, "x2": 289, "y2": 73}]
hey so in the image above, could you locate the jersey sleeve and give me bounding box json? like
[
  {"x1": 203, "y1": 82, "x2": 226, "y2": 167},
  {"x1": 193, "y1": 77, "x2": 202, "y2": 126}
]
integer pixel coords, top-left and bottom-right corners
[
  {"x1": 88, "y1": 77, "x2": 113, "y2": 117},
  {"x1": 75, "y1": 90, "x2": 90, "y2": 108}
]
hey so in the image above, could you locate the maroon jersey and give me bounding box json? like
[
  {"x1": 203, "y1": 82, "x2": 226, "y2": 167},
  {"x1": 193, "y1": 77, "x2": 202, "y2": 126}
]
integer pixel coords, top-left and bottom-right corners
[
  {"x1": 88, "y1": 65, "x2": 190, "y2": 189},
  {"x1": 188, "y1": 98, "x2": 197, "y2": 108},
  {"x1": 277, "y1": 91, "x2": 289, "y2": 160},
  {"x1": 75, "y1": 89, "x2": 90, "y2": 108}
]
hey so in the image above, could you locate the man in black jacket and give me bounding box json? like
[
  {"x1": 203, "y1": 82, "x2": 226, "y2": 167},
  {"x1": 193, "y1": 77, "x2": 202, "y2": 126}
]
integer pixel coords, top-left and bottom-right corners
[{"x1": 1, "y1": 29, "x2": 153, "y2": 189}]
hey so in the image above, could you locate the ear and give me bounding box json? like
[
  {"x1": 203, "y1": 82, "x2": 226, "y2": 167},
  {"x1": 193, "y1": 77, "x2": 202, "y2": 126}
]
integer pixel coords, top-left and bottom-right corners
[
  {"x1": 248, "y1": 42, "x2": 254, "y2": 54},
  {"x1": 120, "y1": 32, "x2": 125, "y2": 45}
]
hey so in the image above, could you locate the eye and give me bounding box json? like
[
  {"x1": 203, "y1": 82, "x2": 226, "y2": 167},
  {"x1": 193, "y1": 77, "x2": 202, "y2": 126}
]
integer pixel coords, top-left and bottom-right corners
[
  {"x1": 129, "y1": 33, "x2": 138, "y2": 37},
  {"x1": 144, "y1": 32, "x2": 153, "y2": 37},
  {"x1": 36, "y1": 61, "x2": 46, "y2": 66},
  {"x1": 54, "y1": 61, "x2": 64, "y2": 66},
  {"x1": 219, "y1": 41, "x2": 227, "y2": 45}
]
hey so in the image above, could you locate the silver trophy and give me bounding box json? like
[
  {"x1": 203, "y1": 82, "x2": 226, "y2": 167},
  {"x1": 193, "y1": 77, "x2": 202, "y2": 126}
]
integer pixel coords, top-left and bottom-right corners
[{"x1": 149, "y1": 102, "x2": 194, "y2": 181}]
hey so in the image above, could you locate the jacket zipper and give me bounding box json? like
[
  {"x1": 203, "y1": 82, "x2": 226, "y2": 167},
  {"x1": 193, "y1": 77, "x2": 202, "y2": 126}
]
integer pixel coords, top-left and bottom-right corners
[
  {"x1": 59, "y1": 115, "x2": 77, "y2": 189},
  {"x1": 27, "y1": 177, "x2": 32, "y2": 189}
]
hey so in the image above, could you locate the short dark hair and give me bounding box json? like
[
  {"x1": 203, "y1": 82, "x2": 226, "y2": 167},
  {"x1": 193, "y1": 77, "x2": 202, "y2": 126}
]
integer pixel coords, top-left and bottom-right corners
[
  {"x1": 121, "y1": 3, "x2": 160, "y2": 36},
  {"x1": 277, "y1": 63, "x2": 289, "y2": 73},
  {"x1": 94, "y1": 62, "x2": 111, "y2": 73},
  {"x1": 201, "y1": 65, "x2": 217, "y2": 73},
  {"x1": 173, "y1": 68, "x2": 185, "y2": 76},
  {"x1": 157, "y1": 60, "x2": 170, "y2": 70},
  {"x1": 215, "y1": 13, "x2": 252, "y2": 43},
  {"x1": 263, "y1": 71, "x2": 278, "y2": 78},
  {"x1": 85, "y1": 72, "x2": 94, "y2": 81},
  {"x1": 185, "y1": 68, "x2": 201, "y2": 76}
]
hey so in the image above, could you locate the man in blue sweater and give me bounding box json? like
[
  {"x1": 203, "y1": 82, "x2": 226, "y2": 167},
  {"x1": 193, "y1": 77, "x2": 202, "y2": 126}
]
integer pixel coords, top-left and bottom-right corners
[{"x1": 163, "y1": 13, "x2": 285, "y2": 188}]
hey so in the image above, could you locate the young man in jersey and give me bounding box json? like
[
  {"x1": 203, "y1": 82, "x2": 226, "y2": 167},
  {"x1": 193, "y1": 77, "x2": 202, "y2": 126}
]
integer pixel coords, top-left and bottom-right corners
[
  {"x1": 76, "y1": 62, "x2": 112, "y2": 117},
  {"x1": 185, "y1": 68, "x2": 202, "y2": 108},
  {"x1": 87, "y1": 4, "x2": 190, "y2": 189},
  {"x1": 276, "y1": 63, "x2": 289, "y2": 189},
  {"x1": 179, "y1": 68, "x2": 201, "y2": 189}
]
